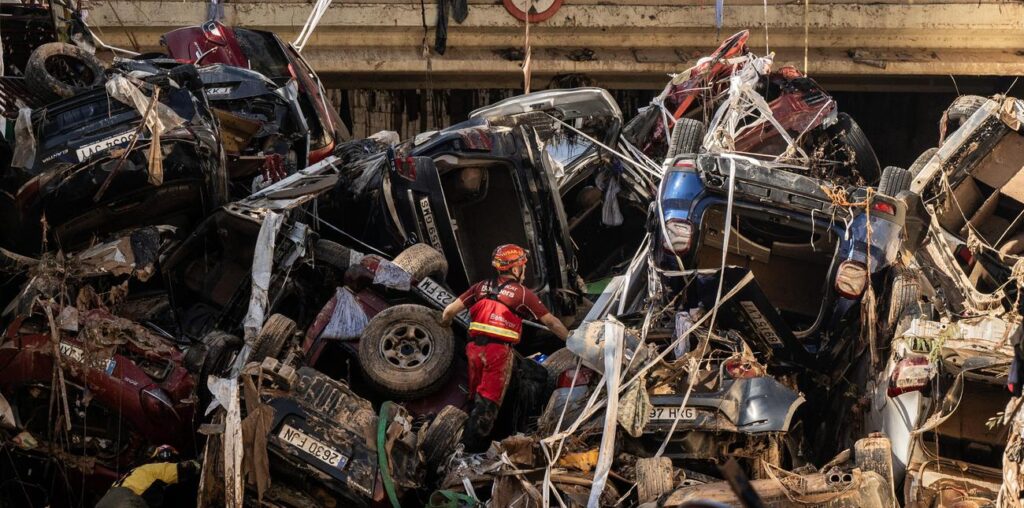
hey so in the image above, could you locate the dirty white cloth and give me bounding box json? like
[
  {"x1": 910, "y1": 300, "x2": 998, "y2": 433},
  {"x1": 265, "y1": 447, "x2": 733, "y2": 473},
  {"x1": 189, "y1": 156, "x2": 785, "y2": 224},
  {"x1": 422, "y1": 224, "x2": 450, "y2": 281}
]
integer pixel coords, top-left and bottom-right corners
[
  {"x1": 600, "y1": 173, "x2": 624, "y2": 227},
  {"x1": 322, "y1": 288, "x2": 369, "y2": 339},
  {"x1": 242, "y1": 212, "x2": 285, "y2": 343},
  {"x1": 11, "y1": 107, "x2": 35, "y2": 170}
]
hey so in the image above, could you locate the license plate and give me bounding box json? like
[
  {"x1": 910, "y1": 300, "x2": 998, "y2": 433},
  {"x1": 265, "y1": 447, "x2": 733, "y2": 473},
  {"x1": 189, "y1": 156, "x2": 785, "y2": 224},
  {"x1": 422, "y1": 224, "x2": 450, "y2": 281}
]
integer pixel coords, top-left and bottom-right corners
[
  {"x1": 277, "y1": 423, "x2": 348, "y2": 470},
  {"x1": 649, "y1": 406, "x2": 697, "y2": 421},
  {"x1": 416, "y1": 277, "x2": 470, "y2": 324},
  {"x1": 75, "y1": 130, "x2": 135, "y2": 162},
  {"x1": 59, "y1": 342, "x2": 116, "y2": 374}
]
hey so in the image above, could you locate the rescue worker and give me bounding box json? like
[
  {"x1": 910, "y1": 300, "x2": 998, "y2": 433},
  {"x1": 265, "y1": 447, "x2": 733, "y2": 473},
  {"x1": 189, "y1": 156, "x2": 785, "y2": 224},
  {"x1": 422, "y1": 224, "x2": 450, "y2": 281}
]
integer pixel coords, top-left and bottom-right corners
[
  {"x1": 95, "y1": 445, "x2": 199, "y2": 508},
  {"x1": 440, "y1": 244, "x2": 570, "y2": 450}
]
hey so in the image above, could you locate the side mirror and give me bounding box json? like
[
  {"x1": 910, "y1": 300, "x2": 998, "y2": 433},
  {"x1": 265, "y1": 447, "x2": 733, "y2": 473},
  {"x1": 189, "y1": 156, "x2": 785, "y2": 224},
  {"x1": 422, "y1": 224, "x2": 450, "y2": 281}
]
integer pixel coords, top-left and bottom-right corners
[{"x1": 897, "y1": 189, "x2": 929, "y2": 256}]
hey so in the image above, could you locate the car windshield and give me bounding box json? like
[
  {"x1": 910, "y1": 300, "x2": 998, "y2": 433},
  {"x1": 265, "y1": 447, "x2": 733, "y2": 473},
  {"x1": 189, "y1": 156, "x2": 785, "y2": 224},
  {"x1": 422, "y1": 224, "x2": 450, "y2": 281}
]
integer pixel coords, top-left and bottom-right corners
[{"x1": 233, "y1": 28, "x2": 290, "y2": 79}]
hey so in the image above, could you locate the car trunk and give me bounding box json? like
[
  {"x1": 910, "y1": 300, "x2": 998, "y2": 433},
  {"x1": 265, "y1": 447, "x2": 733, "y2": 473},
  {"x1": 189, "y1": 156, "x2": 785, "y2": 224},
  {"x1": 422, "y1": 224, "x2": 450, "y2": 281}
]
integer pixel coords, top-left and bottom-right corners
[
  {"x1": 693, "y1": 204, "x2": 838, "y2": 321},
  {"x1": 437, "y1": 159, "x2": 538, "y2": 289}
]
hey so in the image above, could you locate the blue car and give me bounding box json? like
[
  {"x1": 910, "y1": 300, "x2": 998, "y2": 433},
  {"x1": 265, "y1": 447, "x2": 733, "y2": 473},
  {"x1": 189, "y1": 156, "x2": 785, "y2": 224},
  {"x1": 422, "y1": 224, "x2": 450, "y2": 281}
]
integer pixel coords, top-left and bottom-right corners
[{"x1": 652, "y1": 152, "x2": 914, "y2": 366}]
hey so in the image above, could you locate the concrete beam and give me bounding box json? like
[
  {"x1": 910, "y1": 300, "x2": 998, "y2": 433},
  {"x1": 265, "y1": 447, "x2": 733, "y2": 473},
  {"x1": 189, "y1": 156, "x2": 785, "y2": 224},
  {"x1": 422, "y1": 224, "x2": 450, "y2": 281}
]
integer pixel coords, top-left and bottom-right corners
[{"x1": 85, "y1": 0, "x2": 1024, "y2": 88}]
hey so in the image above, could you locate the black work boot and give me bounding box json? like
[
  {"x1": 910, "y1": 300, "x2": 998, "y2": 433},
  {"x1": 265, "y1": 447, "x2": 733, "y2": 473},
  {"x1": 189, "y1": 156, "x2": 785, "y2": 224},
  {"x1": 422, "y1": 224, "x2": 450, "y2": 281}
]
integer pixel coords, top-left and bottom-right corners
[{"x1": 461, "y1": 396, "x2": 500, "y2": 452}]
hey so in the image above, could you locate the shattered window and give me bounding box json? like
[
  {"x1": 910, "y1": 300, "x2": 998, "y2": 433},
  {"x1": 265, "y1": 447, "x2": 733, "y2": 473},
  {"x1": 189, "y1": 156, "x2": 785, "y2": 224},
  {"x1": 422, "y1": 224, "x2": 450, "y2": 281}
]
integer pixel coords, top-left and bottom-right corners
[{"x1": 233, "y1": 29, "x2": 290, "y2": 80}]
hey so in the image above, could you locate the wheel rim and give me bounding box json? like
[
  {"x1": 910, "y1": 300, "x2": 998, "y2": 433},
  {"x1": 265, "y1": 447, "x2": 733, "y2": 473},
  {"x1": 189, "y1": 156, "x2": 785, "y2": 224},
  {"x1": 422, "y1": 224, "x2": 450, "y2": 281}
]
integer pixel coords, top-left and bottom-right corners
[{"x1": 379, "y1": 321, "x2": 433, "y2": 370}]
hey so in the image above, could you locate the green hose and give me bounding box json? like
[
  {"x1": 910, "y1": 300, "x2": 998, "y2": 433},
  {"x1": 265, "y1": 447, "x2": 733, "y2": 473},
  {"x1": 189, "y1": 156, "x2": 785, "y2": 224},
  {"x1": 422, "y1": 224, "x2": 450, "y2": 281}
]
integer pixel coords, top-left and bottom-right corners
[{"x1": 377, "y1": 401, "x2": 402, "y2": 508}]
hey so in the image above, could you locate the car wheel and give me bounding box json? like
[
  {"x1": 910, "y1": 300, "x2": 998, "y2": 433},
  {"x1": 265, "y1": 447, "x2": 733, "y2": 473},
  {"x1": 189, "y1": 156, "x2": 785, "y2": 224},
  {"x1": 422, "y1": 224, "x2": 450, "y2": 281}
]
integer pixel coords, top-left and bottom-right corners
[
  {"x1": 828, "y1": 113, "x2": 880, "y2": 185},
  {"x1": 665, "y1": 118, "x2": 705, "y2": 159},
  {"x1": 392, "y1": 243, "x2": 448, "y2": 281},
  {"x1": 885, "y1": 267, "x2": 920, "y2": 336},
  {"x1": 419, "y1": 405, "x2": 468, "y2": 478},
  {"x1": 25, "y1": 42, "x2": 105, "y2": 100},
  {"x1": 358, "y1": 304, "x2": 455, "y2": 399},
  {"x1": 944, "y1": 95, "x2": 988, "y2": 136},
  {"x1": 877, "y1": 166, "x2": 912, "y2": 197},
  {"x1": 636, "y1": 456, "x2": 674, "y2": 504},
  {"x1": 908, "y1": 147, "x2": 938, "y2": 177},
  {"x1": 543, "y1": 348, "x2": 579, "y2": 387},
  {"x1": 312, "y1": 239, "x2": 353, "y2": 272},
  {"x1": 250, "y1": 314, "x2": 298, "y2": 362}
]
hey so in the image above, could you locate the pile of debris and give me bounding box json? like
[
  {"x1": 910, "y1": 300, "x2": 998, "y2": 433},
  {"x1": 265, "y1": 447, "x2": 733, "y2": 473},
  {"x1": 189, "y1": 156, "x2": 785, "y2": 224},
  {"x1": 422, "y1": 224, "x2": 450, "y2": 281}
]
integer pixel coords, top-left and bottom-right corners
[{"x1": 0, "y1": 7, "x2": 1019, "y2": 507}]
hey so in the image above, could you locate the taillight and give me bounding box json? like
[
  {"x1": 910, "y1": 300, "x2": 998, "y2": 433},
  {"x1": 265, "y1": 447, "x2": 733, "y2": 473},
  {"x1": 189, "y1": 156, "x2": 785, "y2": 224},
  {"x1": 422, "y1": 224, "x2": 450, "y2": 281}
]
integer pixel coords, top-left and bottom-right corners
[
  {"x1": 955, "y1": 245, "x2": 975, "y2": 267},
  {"x1": 887, "y1": 355, "x2": 933, "y2": 397},
  {"x1": 394, "y1": 156, "x2": 416, "y2": 181},
  {"x1": 557, "y1": 366, "x2": 595, "y2": 388},
  {"x1": 202, "y1": 21, "x2": 226, "y2": 46},
  {"x1": 724, "y1": 359, "x2": 760, "y2": 379},
  {"x1": 835, "y1": 260, "x2": 868, "y2": 298},
  {"x1": 673, "y1": 159, "x2": 695, "y2": 168},
  {"x1": 662, "y1": 219, "x2": 694, "y2": 255},
  {"x1": 871, "y1": 201, "x2": 896, "y2": 215}
]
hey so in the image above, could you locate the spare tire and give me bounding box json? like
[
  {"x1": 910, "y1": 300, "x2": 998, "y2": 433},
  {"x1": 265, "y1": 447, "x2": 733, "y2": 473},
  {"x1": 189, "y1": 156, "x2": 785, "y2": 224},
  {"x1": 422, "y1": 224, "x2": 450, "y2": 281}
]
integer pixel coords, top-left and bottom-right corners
[
  {"x1": 26, "y1": 42, "x2": 105, "y2": 100},
  {"x1": 250, "y1": 314, "x2": 298, "y2": 362},
  {"x1": 828, "y1": 113, "x2": 880, "y2": 185},
  {"x1": 665, "y1": 118, "x2": 705, "y2": 159},
  {"x1": 358, "y1": 304, "x2": 455, "y2": 399},
  {"x1": 313, "y1": 239, "x2": 353, "y2": 272},
  {"x1": 636, "y1": 456, "x2": 675, "y2": 504},
  {"x1": 419, "y1": 405, "x2": 468, "y2": 478},
  {"x1": 392, "y1": 243, "x2": 448, "y2": 280},
  {"x1": 543, "y1": 348, "x2": 580, "y2": 386},
  {"x1": 877, "y1": 166, "x2": 912, "y2": 197},
  {"x1": 944, "y1": 95, "x2": 988, "y2": 136}
]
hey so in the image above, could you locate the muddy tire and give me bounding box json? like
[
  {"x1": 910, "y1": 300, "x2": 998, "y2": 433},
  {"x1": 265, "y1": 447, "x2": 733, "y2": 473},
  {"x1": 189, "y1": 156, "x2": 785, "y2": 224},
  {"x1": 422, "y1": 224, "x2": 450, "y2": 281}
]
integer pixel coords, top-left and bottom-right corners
[
  {"x1": 185, "y1": 330, "x2": 242, "y2": 386},
  {"x1": 420, "y1": 405, "x2": 468, "y2": 477},
  {"x1": 26, "y1": 42, "x2": 105, "y2": 100},
  {"x1": 885, "y1": 267, "x2": 920, "y2": 336},
  {"x1": 636, "y1": 456, "x2": 674, "y2": 504},
  {"x1": 945, "y1": 95, "x2": 988, "y2": 135},
  {"x1": 543, "y1": 348, "x2": 580, "y2": 385},
  {"x1": 358, "y1": 304, "x2": 455, "y2": 399},
  {"x1": 665, "y1": 118, "x2": 705, "y2": 159},
  {"x1": 312, "y1": 239, "x2": 353, "y2": 271},
  {"x1": 854, "y1": 436, "x2": 895, "y2": 491},
  {"x1": 829, "y1": 113, "x2": 880, "y2": 185},
  {"x1": 877, "y1": 166, "x2": 912, "y2": 197},
  {"x1": 908, "y1": 147, "x2": 938, "y2": 177},
  {"x1": 392, "y1": 243, "x2": 447, "y2": 281},
  {"x1": 250, "y1": 314, "x2": 298, "y2": 362}
]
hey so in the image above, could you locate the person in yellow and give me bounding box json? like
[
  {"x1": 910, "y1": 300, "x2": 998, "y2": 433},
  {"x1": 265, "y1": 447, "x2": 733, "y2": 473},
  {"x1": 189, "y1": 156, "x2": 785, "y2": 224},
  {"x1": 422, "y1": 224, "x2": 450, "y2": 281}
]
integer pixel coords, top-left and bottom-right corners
[{"x1": 96, "y1": 445, "x2": 199, "y2": 508}]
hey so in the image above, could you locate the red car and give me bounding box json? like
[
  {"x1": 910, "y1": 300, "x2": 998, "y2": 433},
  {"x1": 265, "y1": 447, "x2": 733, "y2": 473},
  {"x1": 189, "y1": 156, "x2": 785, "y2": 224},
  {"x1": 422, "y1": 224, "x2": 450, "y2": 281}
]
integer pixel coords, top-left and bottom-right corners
[
  {"x1": 0, "y1": 309, "x2": 198, "y2": 486},
  {"x1": 161, "y1": 21, "x2": 348, "y2": 166},
  {"x1": 627, "y1": 30, "x2": 880, "y2": 183}
]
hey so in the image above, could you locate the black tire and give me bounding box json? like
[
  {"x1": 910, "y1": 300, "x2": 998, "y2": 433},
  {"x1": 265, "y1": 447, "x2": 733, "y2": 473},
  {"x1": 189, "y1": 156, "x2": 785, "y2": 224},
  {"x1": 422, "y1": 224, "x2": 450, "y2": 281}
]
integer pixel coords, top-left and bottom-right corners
[
  {"x1": 25, "y1": 42, "x2": 105, "y2": 100},
  {"x1": 885, "y1": 267, "x2": 920, "y2": 336},
  {"x1": 313, "y1": 239, "x2": 353, "y2": 271},
  {"x1": 877, "y1": 166, "x2": 912, "y2": 197},
  {"x1": 358, "y1": 304, "x2": 455, "y2": 399},
  {"x1": 945, "y1": 95, "x2": 988, "y2": 134},
  {"x1": 908, "y1": 147, "x2": 938, "y2": 177},
  {"x1": 636, "y1": 456, "x2": 674, "y2": 504},
  {"x1": 392, "y1": 243, "x2": 447, "y2": 281},
  {"x1": 419, "y1": 405, "x2": 468, "y2": 477},
  {"x1": 665, "y1": 118, "x2": 705, "y2": 159},
  {"x1": 829, "y1": 113, "x2": 880, "y2": 184},
  {"x1": 250, "y1": 314, "x2": 297, "y2": 362},
  {"x1": 543, "y1": 348, "x2": 580, "y2": 386}
]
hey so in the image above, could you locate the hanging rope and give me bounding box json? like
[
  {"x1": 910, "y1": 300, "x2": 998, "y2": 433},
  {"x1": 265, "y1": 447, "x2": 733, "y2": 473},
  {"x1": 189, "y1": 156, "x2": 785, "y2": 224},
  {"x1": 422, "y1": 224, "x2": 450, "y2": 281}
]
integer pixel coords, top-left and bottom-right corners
[
  {"x1": 522, "y1": 0, "x2": 534, "y2": 93},
  {"x1": 294, "y1": 0, "x2": 334, "y2": 52}
]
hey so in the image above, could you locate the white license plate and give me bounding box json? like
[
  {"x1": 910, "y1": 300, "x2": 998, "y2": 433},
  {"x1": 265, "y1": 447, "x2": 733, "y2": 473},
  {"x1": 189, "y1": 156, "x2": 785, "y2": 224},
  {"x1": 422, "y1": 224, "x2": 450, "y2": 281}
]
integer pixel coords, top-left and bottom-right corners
[
  {"x1": 59, "y1": 342, "x2": 116, "y2": 374},
  {"x1": 75, "y1": 130, "x2": 135, "y2": 162},
  {"x1": 278, "y1": 423, "x2": 348, "y2": 470},
  {"x1": 649, "y1": 406, "x2": 697, "y2": 421},
  {"x1": 416, "y1": 277, "x2": 470, "y2": 323}
]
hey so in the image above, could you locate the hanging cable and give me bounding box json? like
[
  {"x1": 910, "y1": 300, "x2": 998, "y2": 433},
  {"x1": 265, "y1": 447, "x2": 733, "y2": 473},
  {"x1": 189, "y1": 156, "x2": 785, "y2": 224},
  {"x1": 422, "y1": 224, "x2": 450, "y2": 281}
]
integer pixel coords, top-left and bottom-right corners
[{"x1": 294, "y1": 0, "x2": 334, "y2": 52}]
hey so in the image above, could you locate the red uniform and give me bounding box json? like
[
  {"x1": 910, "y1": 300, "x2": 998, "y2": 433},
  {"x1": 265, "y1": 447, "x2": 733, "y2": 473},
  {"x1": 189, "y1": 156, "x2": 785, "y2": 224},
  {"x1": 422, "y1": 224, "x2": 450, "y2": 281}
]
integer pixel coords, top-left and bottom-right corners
[{"x1": 459, "y1": 276, "x2": 551, "y2": 403}]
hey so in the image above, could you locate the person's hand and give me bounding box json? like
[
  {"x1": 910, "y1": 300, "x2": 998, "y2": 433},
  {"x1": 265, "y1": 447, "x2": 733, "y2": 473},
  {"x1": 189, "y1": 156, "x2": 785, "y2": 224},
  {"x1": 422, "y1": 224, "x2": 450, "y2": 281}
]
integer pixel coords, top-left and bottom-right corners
[{"x1": 439, "y1": 315, "x2": 452, "y2": 328}]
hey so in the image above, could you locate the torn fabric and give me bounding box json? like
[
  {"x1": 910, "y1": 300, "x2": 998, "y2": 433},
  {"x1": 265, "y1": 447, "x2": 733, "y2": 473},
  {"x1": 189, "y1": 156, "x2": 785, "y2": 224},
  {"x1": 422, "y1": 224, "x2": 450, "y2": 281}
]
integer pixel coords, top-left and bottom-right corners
[
  {"x1": 321, "y1": 287, "x2": 370, "y2": 339},
  {"x1": 11, "y1": 107, "x2": 35, "y2": 170},
  {"x1": 242, "y1": 212, "x2": 285, "y2": 343},
  {"x1": 586, "y1": 319, "x2": 623, "y2": 507}
]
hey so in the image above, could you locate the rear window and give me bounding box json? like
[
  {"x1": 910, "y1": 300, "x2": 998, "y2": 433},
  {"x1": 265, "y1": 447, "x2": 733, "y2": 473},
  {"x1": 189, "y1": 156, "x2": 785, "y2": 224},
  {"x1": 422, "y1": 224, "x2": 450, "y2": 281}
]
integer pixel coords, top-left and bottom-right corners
[{"x1": 233, "y1": 29, "x2": 290, "y2": 79}]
